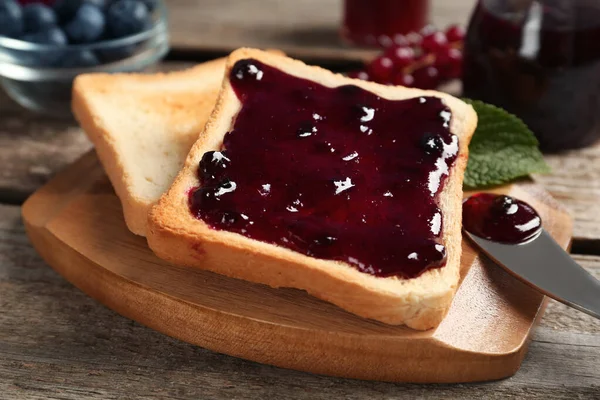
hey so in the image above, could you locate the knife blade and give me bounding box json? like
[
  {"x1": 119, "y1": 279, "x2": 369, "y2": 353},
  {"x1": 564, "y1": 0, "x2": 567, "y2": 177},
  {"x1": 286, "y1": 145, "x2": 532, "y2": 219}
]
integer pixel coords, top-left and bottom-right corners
[{"x1": 464, "y1": 229, "x2": 600, "y2": 319}]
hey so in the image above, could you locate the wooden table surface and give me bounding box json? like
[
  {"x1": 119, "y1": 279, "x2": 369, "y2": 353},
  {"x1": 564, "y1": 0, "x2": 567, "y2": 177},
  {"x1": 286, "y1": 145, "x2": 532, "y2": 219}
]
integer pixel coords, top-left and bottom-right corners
[{"x1": 1, "y1": 1, "x2": 600, "y2": 399}]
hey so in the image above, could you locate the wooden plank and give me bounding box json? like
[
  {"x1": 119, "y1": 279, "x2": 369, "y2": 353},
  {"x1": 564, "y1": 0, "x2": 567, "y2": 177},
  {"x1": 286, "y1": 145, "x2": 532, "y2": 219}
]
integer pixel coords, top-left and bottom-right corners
[
  {"x1": 534, "y1": 143, "x2": 600, "y2": 250},
  {"x1": 166, "y1": 0, "x2": 476, "y2": 62},
  {"x1": 0, "y1": 91, "x2": 91, "y2": 204},
  {"x1": 1, "y1": 203, "x2": 599, "y2": 398}
]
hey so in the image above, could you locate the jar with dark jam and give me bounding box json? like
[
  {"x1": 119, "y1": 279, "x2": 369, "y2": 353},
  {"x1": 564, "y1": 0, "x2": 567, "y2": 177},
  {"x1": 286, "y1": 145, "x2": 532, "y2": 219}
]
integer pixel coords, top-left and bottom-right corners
[
  {"x1": 342, "y1": 0, "x2": 430, "y2": 47},
  {"x1": 462, "y1": 0, "x2": 600, "y2": 151}
]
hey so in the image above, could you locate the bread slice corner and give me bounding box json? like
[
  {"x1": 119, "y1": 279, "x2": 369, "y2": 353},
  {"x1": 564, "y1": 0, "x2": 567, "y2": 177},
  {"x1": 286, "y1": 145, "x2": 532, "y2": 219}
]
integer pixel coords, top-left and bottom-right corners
[
  {"x1": 72, "y1": 58, "x2": 228, "y2": 236},
  {"x1": 147, "y1": 48, "x2": 478, "y2": 329}
]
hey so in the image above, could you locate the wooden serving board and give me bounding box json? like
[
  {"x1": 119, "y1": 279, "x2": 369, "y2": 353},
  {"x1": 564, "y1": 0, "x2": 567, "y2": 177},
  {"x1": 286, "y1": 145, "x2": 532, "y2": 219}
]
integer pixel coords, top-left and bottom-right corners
[{"x1": 23, "y1": 152, "x2": 573, "y2": 383}]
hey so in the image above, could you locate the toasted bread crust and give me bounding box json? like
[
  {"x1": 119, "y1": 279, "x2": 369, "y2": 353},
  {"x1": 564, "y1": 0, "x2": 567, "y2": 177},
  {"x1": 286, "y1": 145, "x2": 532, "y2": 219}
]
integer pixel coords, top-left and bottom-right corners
[
  {"x1": 148, "y1": 49, "x2": 477, "y2": 329},
  {"x1": 72, "y1": 58, "x2": 228, "y2": 235}
]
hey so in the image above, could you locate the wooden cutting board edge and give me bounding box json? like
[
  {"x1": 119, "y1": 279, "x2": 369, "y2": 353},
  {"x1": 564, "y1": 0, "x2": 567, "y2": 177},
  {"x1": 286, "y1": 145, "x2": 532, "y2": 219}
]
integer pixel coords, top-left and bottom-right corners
[{"x1": 21, "y1": 151, "x2": 573, "y2": 383}]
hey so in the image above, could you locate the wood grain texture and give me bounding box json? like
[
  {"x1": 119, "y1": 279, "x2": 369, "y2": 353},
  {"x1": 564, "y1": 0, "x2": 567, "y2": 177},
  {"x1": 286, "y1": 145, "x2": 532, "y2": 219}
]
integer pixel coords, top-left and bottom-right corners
[
  {"x1": 1, "y1": 202, "x2": 598, "y2": 398},
  {"x1": 534, "y1": 142, "x2": 600, "y2": 250},
  {"x1": 0, "y1": 91, "x2": 91, "y2": 204},
  {"x1": 166, "y1": 0, "x2": 477, "y2": 62},
  {"x1": 19, "y1": 152, "x2": 575, "y2": 384}
]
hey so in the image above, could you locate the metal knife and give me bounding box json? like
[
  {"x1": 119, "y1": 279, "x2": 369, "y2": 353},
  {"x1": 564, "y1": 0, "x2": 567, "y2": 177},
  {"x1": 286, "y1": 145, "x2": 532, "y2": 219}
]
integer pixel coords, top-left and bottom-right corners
[{"x1": 464, "y1": 229, "x2": 600, "y2": 319}]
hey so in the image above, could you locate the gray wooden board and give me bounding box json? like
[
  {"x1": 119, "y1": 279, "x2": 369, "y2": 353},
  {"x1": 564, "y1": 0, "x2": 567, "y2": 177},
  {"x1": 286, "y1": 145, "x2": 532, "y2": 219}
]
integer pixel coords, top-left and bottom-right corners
[{"x1": 534, "y1": 145, "x2": 600, "y2": 250}]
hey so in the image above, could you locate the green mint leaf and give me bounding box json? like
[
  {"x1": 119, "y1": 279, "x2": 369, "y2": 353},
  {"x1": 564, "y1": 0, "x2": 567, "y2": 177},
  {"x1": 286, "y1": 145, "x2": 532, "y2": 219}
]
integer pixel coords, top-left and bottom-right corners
[{"x1": 463, "y1": 99, "x2": 551, "y2": 189}]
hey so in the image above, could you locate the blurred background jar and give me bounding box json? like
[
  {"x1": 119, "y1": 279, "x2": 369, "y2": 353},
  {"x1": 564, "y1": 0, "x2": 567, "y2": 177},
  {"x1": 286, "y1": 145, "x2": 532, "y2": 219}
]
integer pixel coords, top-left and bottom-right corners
[
  {"x1": 462, "y1": 0, "x2": 600, "y2": 152},
  {"x1": 341, "y1": 0, "x2": 431, "y2": 47}
]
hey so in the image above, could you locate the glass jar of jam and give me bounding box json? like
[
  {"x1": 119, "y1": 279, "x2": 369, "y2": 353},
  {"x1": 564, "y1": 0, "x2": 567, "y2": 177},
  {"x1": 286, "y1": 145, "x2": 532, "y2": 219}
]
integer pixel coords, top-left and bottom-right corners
[
  {"x1": 462, "y1": 0, "x2": 600, "y2": 152},
  {"x1": 341, "y1": 0, "x2": 430, "y2": 47}
]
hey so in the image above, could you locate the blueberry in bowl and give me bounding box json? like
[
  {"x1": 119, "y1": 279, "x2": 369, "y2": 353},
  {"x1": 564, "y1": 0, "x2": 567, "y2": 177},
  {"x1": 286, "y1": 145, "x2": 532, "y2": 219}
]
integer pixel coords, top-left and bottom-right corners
[
  {"x1": 64, "y1": 3, "x2": 106, "y2": 43},
  {"x1": 0, "y1": 0, "x2": 169, "y2": 117},
  {"x1": 0, "y1": 0, "x2": 23, "y2": 38},
  {"x1": 22, "y1": 3, "x2": 57, "y2": 33}
]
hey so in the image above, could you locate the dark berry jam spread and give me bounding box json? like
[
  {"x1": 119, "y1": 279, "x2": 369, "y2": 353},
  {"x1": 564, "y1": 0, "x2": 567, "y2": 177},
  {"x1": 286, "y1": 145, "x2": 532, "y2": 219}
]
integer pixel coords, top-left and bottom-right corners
[
  {"x1": 189, "y1": 59, "x2": 459, "y2": 279},
  {"x1": 462, "y1": 194, "x2": 542, "y2": 244}
]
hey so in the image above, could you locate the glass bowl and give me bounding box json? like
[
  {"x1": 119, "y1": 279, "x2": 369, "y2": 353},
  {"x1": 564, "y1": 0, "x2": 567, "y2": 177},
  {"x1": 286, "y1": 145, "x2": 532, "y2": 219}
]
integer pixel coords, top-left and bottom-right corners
[{"x1": 0, "y1": 1, "x2": 169, "y2": 117}]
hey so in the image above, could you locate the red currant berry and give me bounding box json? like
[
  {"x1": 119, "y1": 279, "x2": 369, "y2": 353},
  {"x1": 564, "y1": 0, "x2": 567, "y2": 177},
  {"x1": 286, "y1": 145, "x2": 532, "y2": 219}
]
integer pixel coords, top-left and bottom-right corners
[
  {"x1": 393, "y1": 34, "x2": 409, "y2": 47},
  {"x1": 393, "y1": 73, "x2": 415, "y2": 87},
  {"x1": 412, "y1": 66, "x2": 440, "y2": 89},
  {"x1": 421, "y1": 32, "x2": 449, "y2": 54},
  {"x1": 435, "y1": 47, "x2": 463, "y2": 79},
  {"x1": 420, "y1": 24, "x2": 437, "y2": 37},
  {"x1": 348, "y1": 70, "x2": 370, "y2": 81},
  {"x1": 378, "y1": 35, "x2": 394, "y2": 48},
  {"x1": 405, "y1": 31, "x2": 422, "y2": 46},
  {"x1": 368, "y1": 56, "x2": 394, "y2": 83},
  {"x1": 445, "y1": 24, "x2": 465, "y2": 43},
  {"x1": 384, "y1": 46, "x2": 415, "y2": 69}
]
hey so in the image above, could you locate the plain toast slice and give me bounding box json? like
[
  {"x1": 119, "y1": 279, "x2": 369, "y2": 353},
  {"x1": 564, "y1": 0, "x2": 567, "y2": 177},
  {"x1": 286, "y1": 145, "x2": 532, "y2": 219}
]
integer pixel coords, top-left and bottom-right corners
[
  {"x1": 147, "y1": 48, "x2": 477, "y2": 330},
  {"x1": 72, "y1": 58, "x2": 227, "y2": 236}
]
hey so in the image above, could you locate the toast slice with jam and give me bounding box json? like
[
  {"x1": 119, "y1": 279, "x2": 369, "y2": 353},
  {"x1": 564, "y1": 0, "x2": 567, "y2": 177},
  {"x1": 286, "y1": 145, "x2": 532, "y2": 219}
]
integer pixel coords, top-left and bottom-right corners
[{"x1": 147, "y1": 48, "x2": 477, "y2": 329}]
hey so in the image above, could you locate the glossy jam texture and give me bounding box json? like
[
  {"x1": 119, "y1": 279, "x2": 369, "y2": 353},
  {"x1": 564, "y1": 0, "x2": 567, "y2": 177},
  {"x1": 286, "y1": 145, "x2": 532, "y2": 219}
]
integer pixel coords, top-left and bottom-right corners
[
  {"x1": 462, "y1": 193, "x2": 542, "y2": 244},
  {"x1": 190, "y1": 59, "x2": 458, "y2": 278}
]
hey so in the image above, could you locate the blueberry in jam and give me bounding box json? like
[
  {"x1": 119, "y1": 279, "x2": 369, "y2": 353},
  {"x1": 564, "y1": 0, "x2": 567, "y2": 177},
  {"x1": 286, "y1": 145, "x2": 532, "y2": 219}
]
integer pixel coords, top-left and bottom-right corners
[
  {"x1": 231, "y1": 59, "x2": 265, "y2": 83},
  {"x1": 199, "y1": 150, "x2": 230, "y2": 184},
  {"x1": 191, "y1": 187, "x2": 215, "y2": 208},
  {"x1": 420, "y1": 132, "x2": 445, "y2": 156},
  {"x1": 462, "y1": 193, "x2": 542, "y2": 244},
  {"x1": 189, "y1": 59, "x2": 459, "y2": 279},
  {"x1": 493, "y1": 195, "x2": 515, "y2": 212}
]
